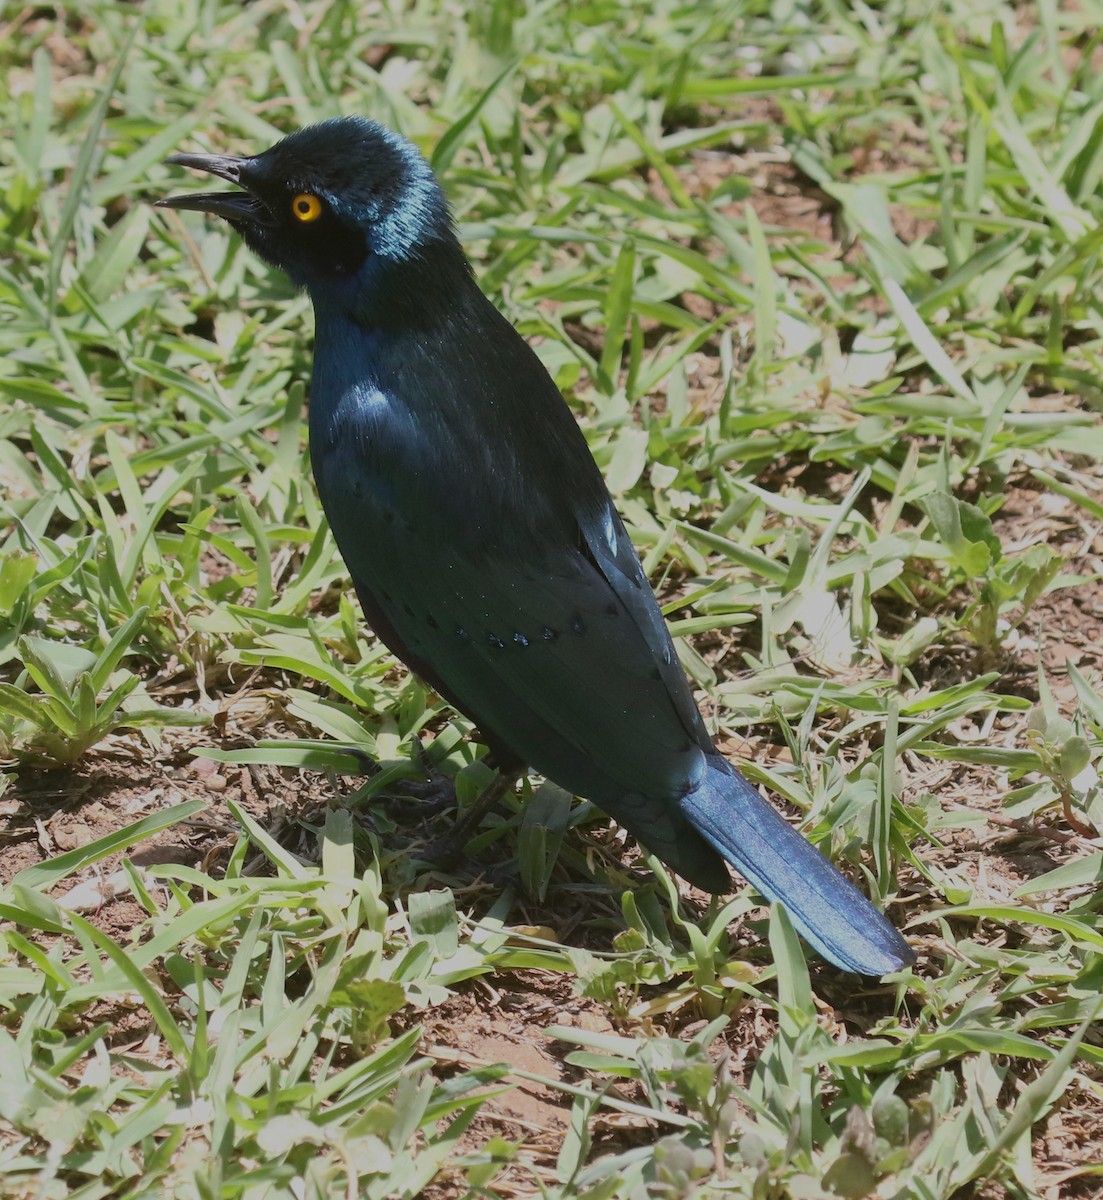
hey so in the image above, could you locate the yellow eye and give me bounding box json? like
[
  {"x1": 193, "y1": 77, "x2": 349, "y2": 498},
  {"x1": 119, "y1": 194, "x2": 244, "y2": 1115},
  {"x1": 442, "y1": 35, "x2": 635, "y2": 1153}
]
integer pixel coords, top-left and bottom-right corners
[{"x1": 291, "y1": 193, "x2": 323, "y2": 223}]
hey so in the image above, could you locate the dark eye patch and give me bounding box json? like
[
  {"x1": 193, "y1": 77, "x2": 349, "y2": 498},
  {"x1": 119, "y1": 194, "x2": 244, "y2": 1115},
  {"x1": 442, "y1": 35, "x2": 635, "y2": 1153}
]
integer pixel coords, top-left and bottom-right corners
[{"x1": 296, "y1": 208, "x2": 369, "y2": 278}]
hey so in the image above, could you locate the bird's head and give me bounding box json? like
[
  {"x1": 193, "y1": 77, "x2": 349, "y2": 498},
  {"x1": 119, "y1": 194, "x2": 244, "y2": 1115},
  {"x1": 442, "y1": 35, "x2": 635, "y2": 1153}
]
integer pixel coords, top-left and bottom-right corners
[{"x1": 157, "y1": 117, "x2": 457, "y2": 303}]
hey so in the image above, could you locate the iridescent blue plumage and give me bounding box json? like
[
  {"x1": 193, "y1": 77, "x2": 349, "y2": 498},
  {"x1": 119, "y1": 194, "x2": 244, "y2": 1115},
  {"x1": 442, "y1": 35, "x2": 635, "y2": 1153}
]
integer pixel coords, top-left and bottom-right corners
[{"x1": 159, "y1": 117, "x2": 913, "y2": 975}]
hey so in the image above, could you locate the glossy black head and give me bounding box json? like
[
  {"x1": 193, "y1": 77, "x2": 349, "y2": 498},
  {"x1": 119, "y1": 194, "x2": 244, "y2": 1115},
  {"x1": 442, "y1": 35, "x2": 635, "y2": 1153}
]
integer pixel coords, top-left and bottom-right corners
[{"x1": 157, "y1": 117, "x2": 456, "y2": 297}]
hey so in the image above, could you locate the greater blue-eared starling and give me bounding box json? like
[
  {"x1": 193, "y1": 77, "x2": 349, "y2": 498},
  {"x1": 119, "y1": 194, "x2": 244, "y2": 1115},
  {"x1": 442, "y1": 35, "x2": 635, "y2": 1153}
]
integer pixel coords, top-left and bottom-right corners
[{"x1": 158, "y1": 117, "x2": 913, "y2": 975}]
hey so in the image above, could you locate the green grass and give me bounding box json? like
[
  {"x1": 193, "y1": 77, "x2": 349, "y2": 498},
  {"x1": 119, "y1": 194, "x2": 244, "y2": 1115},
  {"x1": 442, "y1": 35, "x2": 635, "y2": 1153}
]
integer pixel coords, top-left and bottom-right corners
[{"x1": 3, "y1": 1, "x2": 1103, "y2": 1196}]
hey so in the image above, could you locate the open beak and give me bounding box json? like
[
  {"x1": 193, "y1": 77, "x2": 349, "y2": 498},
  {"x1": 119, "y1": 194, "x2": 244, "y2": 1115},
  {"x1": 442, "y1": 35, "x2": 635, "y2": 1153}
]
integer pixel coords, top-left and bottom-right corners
[{"x1": 155, "y1": 153, "x2": 272, "y2": 225}]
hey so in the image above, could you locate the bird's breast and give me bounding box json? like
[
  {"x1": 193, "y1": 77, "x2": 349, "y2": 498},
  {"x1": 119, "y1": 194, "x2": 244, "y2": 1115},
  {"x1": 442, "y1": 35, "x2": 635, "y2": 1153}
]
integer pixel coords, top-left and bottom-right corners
[{"x1": 309, "y1": 373, "x2": 418, "y2": 515}]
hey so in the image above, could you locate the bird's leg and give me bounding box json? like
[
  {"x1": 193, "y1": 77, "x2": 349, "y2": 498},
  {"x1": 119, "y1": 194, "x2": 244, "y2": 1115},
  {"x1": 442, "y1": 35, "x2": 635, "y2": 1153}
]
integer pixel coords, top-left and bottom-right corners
[{"x1": 420, "y1": 768, "x2": 522, "y2": 869}]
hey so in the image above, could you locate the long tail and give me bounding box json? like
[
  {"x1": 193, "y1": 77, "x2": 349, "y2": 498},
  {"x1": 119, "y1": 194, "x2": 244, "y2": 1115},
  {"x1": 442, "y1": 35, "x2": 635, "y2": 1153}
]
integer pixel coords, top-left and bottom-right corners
[{"x1": 679, "y1": 756, "x2": 913, "y2": 975}]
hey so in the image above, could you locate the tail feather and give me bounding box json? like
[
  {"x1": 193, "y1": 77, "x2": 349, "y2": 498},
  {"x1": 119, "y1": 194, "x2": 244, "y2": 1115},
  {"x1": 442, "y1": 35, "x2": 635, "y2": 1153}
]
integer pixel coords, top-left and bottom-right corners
[{"x1": 679, "y1": 758, "x2": 913, "y2": 976}]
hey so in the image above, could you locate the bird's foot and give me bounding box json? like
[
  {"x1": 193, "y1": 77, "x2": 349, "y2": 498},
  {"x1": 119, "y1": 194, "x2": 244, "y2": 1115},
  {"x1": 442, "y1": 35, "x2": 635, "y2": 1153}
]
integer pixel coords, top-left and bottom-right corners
[
  {"x1": 375, "y1": 744, "x2": 510, "y2": 825},
  {"x1": 347, "y1": 738, "x2": 460, "y2": 821},
  {"x1": 417, "y1": 770, "x2": 521, "y2": 870},
  {"x1": 382, "y1": 774, "x2": 458, "y2": 823}
]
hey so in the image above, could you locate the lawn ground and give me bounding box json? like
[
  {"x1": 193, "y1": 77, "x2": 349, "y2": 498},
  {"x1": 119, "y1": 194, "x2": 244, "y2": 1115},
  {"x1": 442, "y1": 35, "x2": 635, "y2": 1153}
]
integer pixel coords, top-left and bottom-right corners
[{"x1": 2, "y1": 3, "x2": 1103, "y2": 1197}]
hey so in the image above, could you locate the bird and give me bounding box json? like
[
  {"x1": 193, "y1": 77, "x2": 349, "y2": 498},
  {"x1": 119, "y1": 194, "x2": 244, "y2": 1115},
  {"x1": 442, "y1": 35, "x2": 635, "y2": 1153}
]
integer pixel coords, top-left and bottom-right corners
[{"x1": 157, "y1": 116, "x2": 913, "y2": 975}]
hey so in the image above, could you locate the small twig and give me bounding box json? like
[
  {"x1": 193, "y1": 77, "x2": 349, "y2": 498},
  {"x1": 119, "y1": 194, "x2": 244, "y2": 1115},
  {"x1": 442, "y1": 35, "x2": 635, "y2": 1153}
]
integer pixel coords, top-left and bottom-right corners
[
  {"x1": 961, "y1": 807, "x2": 1096, "y2": 848},
  {"x1": 1060, "y1": 794, "x2": 1097, "y2": 840}
]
